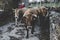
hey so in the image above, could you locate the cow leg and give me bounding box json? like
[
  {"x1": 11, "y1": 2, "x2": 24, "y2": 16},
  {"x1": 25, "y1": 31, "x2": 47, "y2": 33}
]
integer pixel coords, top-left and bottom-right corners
[
  {"x1": 25, "y1": 25, "x2": 29, "y2": 38},
  {"x1": 31, "y1": 17, "x2": 36, "y2": 34},
  {"x1": 15, "y1": 17, "x2": 18, "y2": 27},
  {"x1": 31, "y1": 21, "x2": 35, "y2": 34},
  {"x1": 26, "y1": 28, "x2": 29, "y2": 38},
  {"x1": 31, "y1": 26, "x2": 34, "y2": 34}
]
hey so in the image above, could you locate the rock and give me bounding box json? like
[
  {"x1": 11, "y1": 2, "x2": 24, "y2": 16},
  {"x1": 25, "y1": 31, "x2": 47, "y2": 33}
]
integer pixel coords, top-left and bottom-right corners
[
  {"x1": 7, "y1": 27, "x2": 14, "y2": 32},
  {"x1": 9, "y1": 36, "x2": 19, "y2": 40},
  {"x1": 0, "y1": 30, "x2": 2, "y2": 34}
]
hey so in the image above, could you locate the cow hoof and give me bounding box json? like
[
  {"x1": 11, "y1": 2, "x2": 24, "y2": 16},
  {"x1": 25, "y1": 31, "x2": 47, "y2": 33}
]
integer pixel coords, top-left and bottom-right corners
[
  {"x1": 26, "y1": 36, "x2": 29, "y2": 39},
  {"x1": 15, "y1": 25, "x2": 18, "y2": 27},
  {"x1": 31, "y1": 32, "x2": 34, "y2": 34}
]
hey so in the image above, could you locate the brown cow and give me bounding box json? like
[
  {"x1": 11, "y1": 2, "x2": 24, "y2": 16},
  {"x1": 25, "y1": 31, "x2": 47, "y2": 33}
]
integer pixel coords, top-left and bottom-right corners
[{"x1": 22, "y1": 7, "x2": 48, "y2": 38}]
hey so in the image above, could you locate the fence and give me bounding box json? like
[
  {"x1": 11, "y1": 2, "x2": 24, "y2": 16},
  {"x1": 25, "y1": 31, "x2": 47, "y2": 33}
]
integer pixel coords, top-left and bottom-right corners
[{"x1": 28, "y1": 2, "x2": 60, "y2": 7}]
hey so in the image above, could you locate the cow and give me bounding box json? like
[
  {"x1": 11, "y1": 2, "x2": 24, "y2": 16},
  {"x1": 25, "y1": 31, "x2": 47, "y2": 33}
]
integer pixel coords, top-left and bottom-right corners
[
  {"x1": 22, "y1": 7, "x2": 49, "y2": 38},
  {"x1": 22, "y1": 8, "x2": 39, "y2": 38}
]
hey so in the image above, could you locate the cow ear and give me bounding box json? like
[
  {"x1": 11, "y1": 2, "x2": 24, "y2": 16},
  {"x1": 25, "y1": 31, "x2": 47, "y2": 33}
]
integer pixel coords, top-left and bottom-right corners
[{"x1": 32, "y1": 14, "x2": 37, "y2": 17}]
